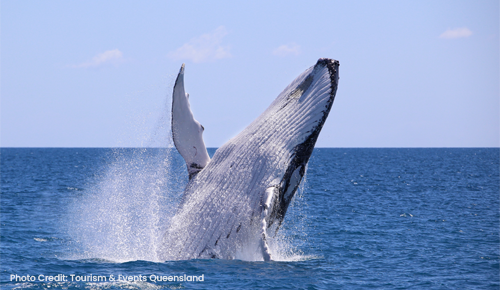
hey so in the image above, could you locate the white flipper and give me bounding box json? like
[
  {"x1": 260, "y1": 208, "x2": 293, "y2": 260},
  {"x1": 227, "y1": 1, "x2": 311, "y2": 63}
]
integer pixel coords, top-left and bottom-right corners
[
  {"x1": 260, "y1": 186, "x2": 277, "y2": 261},
  {"x1": 171, "y1": 64, "x2": 210, "y2": 179}
]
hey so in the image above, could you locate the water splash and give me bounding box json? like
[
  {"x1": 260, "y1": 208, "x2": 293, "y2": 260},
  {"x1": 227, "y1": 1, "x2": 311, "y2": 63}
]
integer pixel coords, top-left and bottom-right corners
[
  {"x1": 65, "y1": 75, "x2": 184, "y2": 263},
  {"x1": 67, "y1": 148, "x2": 185, "y2": 262}
]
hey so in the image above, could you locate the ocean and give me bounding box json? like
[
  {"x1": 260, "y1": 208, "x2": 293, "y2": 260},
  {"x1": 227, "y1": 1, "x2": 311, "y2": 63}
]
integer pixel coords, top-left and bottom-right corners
[{"x1": 1, "y1": 148, "x2": 498, "y2": 289}]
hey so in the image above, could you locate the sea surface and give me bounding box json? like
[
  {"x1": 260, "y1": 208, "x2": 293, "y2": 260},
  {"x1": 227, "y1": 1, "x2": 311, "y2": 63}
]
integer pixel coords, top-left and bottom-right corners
[{"x1": 1, "y1": 148, "x2": 498, "y2": 289}]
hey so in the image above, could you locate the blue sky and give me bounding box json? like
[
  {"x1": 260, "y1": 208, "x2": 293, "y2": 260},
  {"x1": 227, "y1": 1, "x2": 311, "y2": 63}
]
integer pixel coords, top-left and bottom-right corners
[{"x1": 1, "y1": 1, "x2": 498, "y2": 147}]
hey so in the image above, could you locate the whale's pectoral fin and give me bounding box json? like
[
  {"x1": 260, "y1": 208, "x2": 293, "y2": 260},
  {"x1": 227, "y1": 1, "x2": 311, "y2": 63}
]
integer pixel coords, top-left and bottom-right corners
[
  {"x1": 260, "y1": 186, "x2": 279, "y2": 261},
  {"x1": 171, "y1": 64, "x2": 211, "y2": 179}
]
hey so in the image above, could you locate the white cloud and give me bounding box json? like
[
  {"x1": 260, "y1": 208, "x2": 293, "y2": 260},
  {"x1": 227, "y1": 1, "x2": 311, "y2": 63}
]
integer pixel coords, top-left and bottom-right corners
[
  {"x1": 168, "y1": 26, "x2": 231, "y2": 63},
  {"x1": 72, "y1": 49, "x2": 124, "y2": 68},
  {"x1": 439, "y1": 27, "x2": 473, "y2": 39},
  {"x1": 273, "y1": 43, "x2": 301, "y2": 57}
]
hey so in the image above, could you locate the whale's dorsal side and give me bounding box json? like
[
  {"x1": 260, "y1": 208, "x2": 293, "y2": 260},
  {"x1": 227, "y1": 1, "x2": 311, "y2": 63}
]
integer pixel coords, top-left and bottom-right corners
[{"x1": 171, "y1": 64, "x2": 210, "y2": 179}]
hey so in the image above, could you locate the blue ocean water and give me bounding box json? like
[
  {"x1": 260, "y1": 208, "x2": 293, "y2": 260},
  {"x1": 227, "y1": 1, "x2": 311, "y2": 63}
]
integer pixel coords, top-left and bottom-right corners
[{"x1": 1, "y1": 148, "x2": 498, "y2": 289}]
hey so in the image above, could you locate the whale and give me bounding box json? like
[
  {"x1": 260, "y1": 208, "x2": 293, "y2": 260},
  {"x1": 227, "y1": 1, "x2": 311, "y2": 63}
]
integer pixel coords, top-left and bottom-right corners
[{"x1": 160, "y1": 58, "x2": 339, "y2": 261}]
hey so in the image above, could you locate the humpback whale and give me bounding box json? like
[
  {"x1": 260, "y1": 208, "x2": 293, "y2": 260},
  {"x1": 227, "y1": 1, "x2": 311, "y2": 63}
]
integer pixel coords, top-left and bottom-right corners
[{"x1": 160, "y1": 58, "x2": 339, "y2": 261}]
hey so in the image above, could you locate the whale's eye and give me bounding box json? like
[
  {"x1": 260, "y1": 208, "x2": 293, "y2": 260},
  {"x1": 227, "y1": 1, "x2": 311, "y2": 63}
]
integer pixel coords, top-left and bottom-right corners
[{"x1": 288, "y1": 74, "x2": 313, "y2": 100}]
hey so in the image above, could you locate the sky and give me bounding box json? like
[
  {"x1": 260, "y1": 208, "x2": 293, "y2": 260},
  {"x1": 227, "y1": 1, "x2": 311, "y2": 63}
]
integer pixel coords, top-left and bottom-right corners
[{"x1": 1, "y1": 0, "x2": 498, "y2": 148}]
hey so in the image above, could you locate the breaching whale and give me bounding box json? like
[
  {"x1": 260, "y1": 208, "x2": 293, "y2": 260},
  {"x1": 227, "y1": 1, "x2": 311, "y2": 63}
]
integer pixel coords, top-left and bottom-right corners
[{"x1": 160, "y1": 58, "x2": 339, "y2": 261}]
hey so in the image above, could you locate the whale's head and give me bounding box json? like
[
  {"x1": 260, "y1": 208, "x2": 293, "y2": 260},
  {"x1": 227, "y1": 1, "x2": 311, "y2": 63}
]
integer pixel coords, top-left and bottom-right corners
[
  {"x1": 254, "y1": 58, "x2": 340, "y2": 233},
  {"x1": 273, "y1": 58, "x2": 339, "y2": 155}
]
